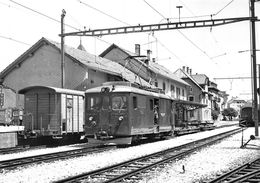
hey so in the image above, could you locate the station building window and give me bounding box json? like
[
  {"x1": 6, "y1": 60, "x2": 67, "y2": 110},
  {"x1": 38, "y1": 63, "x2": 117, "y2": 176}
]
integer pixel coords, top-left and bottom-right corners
[
  {"x1": 163, "y1": 82, "x2": 166, "y2": 91},
  {"x1": 176, "y1": 87, "x2": 180, "y2": 99}
]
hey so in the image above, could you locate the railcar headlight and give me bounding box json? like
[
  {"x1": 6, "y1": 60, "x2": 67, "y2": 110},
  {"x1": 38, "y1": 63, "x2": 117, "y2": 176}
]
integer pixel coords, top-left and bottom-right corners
[
  {"x1": 91, "y1": 121, "x2": 96, "y2": 126},
  {"x1": 119, "y1": 116, "x2": 124, "y2": 121},
  {"x1": 89, "y1": 116, "x2": 94, "y2": 121}
]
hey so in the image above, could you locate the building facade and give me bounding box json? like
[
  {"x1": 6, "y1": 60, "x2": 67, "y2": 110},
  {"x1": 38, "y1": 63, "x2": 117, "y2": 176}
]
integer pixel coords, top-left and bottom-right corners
[
  {"x1": 0, "y1": 38, "x2": 150, "y2": 109},
  {"x1": 100, "y1": 44, "x2": 190, "y2": 100}
]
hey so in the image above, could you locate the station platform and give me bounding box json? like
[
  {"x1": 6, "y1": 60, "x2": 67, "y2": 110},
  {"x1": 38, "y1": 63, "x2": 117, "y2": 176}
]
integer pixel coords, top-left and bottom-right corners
[{"x1": 0, "y1": 125, "x2": 24, "y2": 149}]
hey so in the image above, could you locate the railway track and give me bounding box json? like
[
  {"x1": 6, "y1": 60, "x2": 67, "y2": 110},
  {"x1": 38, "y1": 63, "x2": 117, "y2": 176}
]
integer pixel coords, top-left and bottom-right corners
[
  {"x1": 207, "y1": 158, "x2": 260, "y2": 183},
  {"x1": 55, "y1": 128, "x2": 242, "y2": 183},
  {"x1": 0, "y1": 145, "x2": 46, "y2": 154},
  {"x1": 0, "y1": 146, "x2": 114, "y2": 170}
]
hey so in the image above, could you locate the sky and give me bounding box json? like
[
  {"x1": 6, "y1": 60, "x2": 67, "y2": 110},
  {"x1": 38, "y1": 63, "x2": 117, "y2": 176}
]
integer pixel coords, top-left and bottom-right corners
[{"x1": 1, "y1": 0, "x2": 260, "y2": 100}]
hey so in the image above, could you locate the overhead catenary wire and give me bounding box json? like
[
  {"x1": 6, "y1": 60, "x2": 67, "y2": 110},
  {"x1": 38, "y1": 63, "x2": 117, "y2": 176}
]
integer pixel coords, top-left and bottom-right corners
[
  {"x1": 9, "y1": 0, "x2": 80, "y2": 31},
  {"x1": 0, "y1": 1, "x2": 11, "y2": 7},
  {"x1": 178, "y1": 0, "x2": 230, "y2": 60},
  {"x1": 5, "y1": 0, "x2": 113, "y2": 48},
  {"x1": 0, "y1": 35, "x2": 31, "y2": 46},
  {"x1": 143, "y1": 0, "x2": 166, "y2": 20},
  {"x1": 77, "y1": 0, "x2": 130, "y2": 26},
  {"x1": 142, "y1": 0, "x2": 213, "y2": 62},
  {"x1": 213, "y1": 0, "x2": 235, "y2": 17},
  {"x1": 77, "y1": 0, "x2": 183, "y2": 64}
]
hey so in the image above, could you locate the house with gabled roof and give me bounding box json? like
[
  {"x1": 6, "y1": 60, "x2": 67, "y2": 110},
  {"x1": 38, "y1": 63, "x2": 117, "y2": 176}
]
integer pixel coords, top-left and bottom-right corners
[
  {"x1": 100, "y1": 44, "x2": 190, "y2": 100},
  {"x1": 190, "y1": 73, "x2": 212, "y2": 121},
  {"x1": 227, "y1": 96, "x2": 247, "y2": 116},
  {"x1": 175, "y1": 67, "x2": 214, "y2": 122},
  {"x1": 0, "y1": 37, "x2": 151, "y2": 108},
  {"x1": 174, "y1": 66, "x2": 207, "y2": 123}
]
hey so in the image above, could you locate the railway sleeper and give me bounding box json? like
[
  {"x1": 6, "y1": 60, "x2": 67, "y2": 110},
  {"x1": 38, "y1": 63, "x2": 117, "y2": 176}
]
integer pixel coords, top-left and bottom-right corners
[
  {"x1": 127, "y1": 164, "x2": 144, "y2": 168},
  {"x1": 134, "y1": 161, "x2": 152, "y2": 166},
  {"x1": 87, "y1": 176, "x2": 109, "y2": 182}
]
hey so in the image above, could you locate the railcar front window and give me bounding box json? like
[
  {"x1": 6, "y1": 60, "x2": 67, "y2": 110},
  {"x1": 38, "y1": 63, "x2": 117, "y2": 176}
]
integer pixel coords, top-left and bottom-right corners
[
  {"x1": 112, "y1": 96, "x2": 127, "y2": 110},
  {"x1": 87, "y1": 96, "x2": 101, "y2": 110}
]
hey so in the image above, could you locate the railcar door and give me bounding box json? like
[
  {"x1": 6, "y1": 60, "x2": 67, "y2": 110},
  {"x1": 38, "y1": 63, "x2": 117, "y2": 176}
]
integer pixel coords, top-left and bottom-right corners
[{"x1": 153, "y1": 98, "x2": 160, "y2": 133}]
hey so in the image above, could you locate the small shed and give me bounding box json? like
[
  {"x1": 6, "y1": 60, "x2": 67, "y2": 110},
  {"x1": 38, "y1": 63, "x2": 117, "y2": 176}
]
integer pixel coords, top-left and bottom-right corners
[{"x1": 18, "y1": 86, "x2": 85, "y2": 137}]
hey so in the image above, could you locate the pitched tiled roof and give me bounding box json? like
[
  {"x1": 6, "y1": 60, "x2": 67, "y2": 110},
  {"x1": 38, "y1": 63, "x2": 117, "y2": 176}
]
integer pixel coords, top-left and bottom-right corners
[
  {"x1": 148, "y1": 62, "x2": 189, "y2": 86},
  {"x1": 191, "y1": 74, "x2": 208, "y2": 85},
  {"x1": 0, "y1": 37, "x2": 152, "y2": 87},
  {"x1": 101, "y1": 44, "x2": 189, "y2": 86},
  {"x1": 174, "y1": 68, "x2": 205, "y2": 92}
]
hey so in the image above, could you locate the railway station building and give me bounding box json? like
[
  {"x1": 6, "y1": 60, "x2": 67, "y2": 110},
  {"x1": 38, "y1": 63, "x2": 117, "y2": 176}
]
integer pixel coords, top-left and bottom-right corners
[{"x1": 175, "y1": 67, "x2": 212, "y2": 123}]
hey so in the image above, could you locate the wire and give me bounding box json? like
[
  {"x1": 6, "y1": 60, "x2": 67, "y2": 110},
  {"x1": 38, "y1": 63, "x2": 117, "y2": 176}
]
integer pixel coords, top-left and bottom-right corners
[
  {"x1": 77, "y1": 0, "x2": 130, "y2": 26},
  {"x1": 143, "y1": 0, "x2": 166, "y2": 19},
  {"x1": 180, "y1": 0, "x2": 230, "y2": 62},
  {"x1": 177, "y1": 30, "x2": 212, "y2": 59},
  {"x1": 9, "y1": 0, "x2": 80, "y2": 31},
  {"x1": 143, "y1": 0, "x2": 212, "y2": 62},
  {"x1": 213, "y1": 0, "x2": 235, "y2": 16},
  {"x1": 77, "y1": 0, "x2": 183, "y2": 64},
  {"x1": 155, "y1": 38, "x2": 187, "y2": 65},
  {"x1": 0, "y1": 35, "x2": 31, "y2": 46},
  {"x1": 0, "y1": 1, "x2": 11, "y2": 7}
]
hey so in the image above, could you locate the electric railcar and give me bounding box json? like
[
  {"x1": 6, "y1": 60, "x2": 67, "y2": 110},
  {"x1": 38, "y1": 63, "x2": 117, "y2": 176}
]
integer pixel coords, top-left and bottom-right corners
[{"x1": 84, "y1": 82, "x2": 174, "y2": 145}]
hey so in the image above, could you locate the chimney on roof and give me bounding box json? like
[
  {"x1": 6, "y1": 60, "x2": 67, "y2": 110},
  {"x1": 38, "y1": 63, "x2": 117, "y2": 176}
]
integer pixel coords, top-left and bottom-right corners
[
  {"x1": 146, "y1": 49, "x2": 152, "y2": 63},
  {"x1": 186, "y1": 66, "x2": 189, "y2": 73},
  {"x1": 182, "y1": 66, "x2": 186, "y2": 71},
  {"x1": 135, "y1": 44, "x2": 140, "y2": 56},
  {"x1": 189, "y1": 68, "x2": 192, "y2": 75}
]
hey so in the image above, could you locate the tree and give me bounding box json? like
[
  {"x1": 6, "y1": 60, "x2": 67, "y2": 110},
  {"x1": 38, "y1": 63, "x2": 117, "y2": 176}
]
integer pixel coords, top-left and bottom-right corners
[{"x1": 222, "y1": 107, "x2": 238, "y2": 121}]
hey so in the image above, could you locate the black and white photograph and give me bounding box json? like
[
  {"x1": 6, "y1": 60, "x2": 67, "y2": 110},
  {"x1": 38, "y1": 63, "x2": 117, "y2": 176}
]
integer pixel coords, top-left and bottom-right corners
[{"x1": 0, "y1": 0, "x2": 260, "y2": 182}]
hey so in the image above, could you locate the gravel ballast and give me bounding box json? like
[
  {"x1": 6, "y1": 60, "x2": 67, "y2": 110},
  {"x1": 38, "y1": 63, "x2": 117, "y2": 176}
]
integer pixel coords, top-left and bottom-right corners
[{"x1": 0, "y1": 125, "x2": 259, "y2": 183}]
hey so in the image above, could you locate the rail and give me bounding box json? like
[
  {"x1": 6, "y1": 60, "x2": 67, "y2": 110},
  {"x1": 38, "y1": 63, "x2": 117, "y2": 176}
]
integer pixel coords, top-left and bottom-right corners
[
  {"x1": 54, "y1": 128, "x2": 242, "y2": 183},
  {"x1": 0, "y1": 146, "x2": 114, "y2": 170},
  {"x1": 207, "y1": 158, "x2": 260, "y2": 183}
]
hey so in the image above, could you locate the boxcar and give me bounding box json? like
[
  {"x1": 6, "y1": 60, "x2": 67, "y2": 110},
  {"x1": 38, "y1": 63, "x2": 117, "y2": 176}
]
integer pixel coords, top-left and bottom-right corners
[
  {"x1": 239, "y1": 104, "x2": 256, "y2": 127},
  {"x1": 84, "y1": 82, "x2": 174, "y2": 145},
  {"x1": 18, "y1": 86, "x2": 85, "y2": 144}
]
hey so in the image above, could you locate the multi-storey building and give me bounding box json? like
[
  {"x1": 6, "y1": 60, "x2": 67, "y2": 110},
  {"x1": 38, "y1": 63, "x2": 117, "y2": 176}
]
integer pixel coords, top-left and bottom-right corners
[
  {"x1": 100, "y1": 44, "x2": 190, "y2": 100},
  {"x1": 0, "y1": 37, "x2": 151, "y2": 109}
]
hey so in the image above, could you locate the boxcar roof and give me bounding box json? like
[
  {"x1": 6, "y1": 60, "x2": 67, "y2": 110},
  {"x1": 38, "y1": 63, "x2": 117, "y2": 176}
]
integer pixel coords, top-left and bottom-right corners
[
  {"x1": 18, "y1": 86, "x2": 85, "y2": 96},
  {"x1": 85, "y1": 82, "x2": 172, "y2": 100}
]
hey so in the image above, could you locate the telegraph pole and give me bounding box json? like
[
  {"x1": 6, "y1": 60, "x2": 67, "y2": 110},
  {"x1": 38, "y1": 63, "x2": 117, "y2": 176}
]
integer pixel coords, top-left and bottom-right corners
[
  {"x1": 61, "y1": 9, "x2": 66, "y2": 89},
  {"x1": 250, "y1": 0, "x2": 259, "y2": 136}
]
